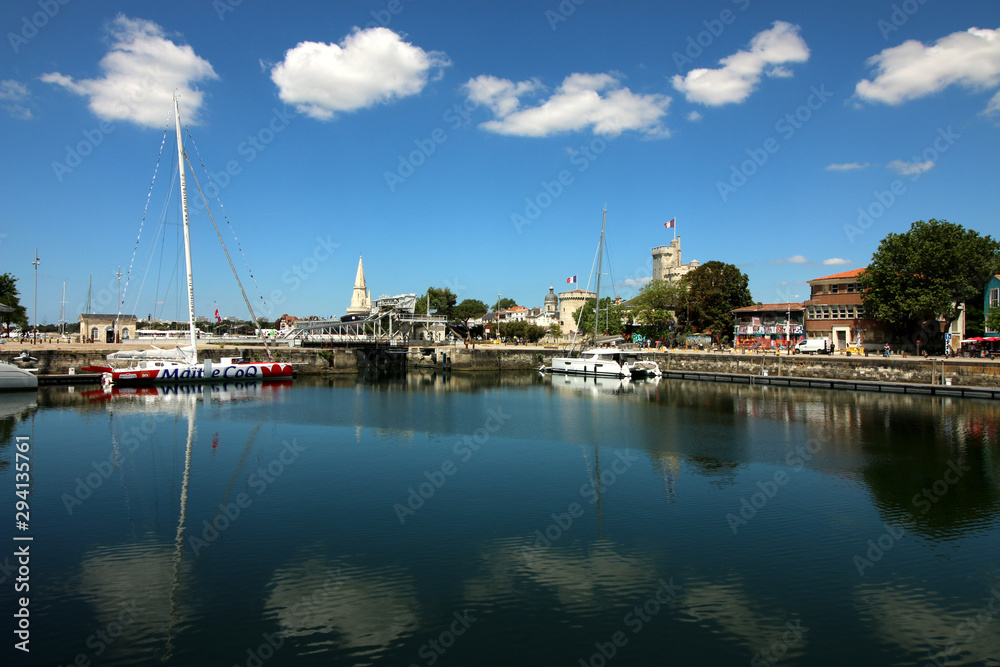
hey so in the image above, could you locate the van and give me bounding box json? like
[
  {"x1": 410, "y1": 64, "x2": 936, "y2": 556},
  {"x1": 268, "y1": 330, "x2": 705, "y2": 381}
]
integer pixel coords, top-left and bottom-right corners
[{"x1": 795, "y1": 337, "x2": 835, "y2": 355}]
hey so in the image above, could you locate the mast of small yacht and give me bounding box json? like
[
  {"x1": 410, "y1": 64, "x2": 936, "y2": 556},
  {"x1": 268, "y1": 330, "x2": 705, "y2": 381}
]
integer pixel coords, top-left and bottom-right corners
[
  {"x1": 174, "y1": 95, "x2": 198, "y2": 358},
  {"x1": 593, "y1": 209, "x2": 606, "y2": 346}
]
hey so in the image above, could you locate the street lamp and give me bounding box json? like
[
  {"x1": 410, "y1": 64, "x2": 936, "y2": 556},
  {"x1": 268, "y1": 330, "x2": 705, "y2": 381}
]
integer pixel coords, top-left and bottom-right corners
[
  {"x1": 496, "y1": 291, "x2": 501, "y2": 342},
  {"x1": 31, "y1": 249, "x2": 40, "y2": 344}
]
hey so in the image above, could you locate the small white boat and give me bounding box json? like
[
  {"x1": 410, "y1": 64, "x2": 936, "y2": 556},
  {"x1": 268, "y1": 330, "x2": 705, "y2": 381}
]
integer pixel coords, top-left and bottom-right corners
[{"x1": 0, "y1": 362, "x2": 38, "y2": 391}]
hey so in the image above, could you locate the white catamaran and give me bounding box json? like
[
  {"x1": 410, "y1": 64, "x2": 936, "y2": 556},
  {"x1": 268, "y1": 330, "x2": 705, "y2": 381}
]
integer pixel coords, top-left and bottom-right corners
[
  {"x1": 96, "y1": 97, "x2": 293, "y2": 386},
  {"x1": 544, "y1": 210, "x2": 661, "y2": 379}
]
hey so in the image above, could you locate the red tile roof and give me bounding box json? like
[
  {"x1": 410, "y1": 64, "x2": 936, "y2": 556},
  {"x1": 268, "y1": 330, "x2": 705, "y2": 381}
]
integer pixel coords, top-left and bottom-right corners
[
  {"x1": 733, "y1": 303, "x2": 804, "y2": 312},
  {"x1": 811, "y1": 267, "x2": 866, "y2": 282}
]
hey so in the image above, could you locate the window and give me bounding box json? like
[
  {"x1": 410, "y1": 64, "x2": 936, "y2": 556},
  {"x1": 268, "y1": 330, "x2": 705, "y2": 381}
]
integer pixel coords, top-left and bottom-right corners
[
  {"x1": 830, "y1": 284, "x2": 839, "y2": 294},
  {"x1": 991, "y1": 288, "x2": 1000, "y2": 309},
  {"x1": 846, "y1": 283, "x2": 856, "y2": 293}
]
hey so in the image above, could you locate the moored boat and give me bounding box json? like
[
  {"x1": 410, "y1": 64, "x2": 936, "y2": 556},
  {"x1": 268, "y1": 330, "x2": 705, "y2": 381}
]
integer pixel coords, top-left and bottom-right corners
[
  {"x1": 0, "y1": 361, "x2": 38, "y2": 391},
  {"x1": 103, "y1": 96, "x2": 293, "y2": 387}
]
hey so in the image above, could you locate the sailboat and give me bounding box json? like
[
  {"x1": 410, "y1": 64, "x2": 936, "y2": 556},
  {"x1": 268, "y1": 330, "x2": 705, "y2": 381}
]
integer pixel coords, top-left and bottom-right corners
[
  {"x1": 543, "y1": 210, "x2": 661, "y2": 379},
  {"x1": 100, "y1": 97, "x2": 293, "y2": 386}
]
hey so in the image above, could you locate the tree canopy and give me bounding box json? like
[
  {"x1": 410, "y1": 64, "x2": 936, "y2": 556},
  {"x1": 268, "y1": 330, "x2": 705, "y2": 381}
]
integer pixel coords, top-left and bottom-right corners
[
  {"x1": 858, "y1": 219, "x2": 1000, "y2": 335},
  {"x1": 0, "y1": 273, "x2": 28, "y2": 328},
  {"x1": 413, "y1": 287, "x2": 458, "y2": 320},
  {"x1": 679, "y1": 261, "x2": 753, "y2": 343},
  {"x1": 572, "y1": 297, "x2": 627, "y2": 339},
  {"x1": 627, "y1": 279, "x2": 684, "y2": 341},
  {"x1": 453, "y1": 299, "x2": 488, "y2": 325},
  {"x1": 497, "y1": 297, "x2": 517, "y2": 311}
]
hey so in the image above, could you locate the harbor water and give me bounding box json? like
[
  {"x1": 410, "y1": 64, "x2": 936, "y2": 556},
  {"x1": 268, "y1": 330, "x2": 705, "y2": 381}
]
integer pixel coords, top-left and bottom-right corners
[{"x1": 2, "y1": 373, "x2": 999, "y2": 666}]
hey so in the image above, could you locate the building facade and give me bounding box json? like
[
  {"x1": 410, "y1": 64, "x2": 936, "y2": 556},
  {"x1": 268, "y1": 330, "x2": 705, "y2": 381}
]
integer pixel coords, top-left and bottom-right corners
[
  {"x1": 79, "y1": 314, "x2": 137, "y2": 343},
  {"x1": 733, "y1": 303, "x2": 804, "y2": 350},
  {"x1": 557, "y1": 289, "x2": 597, "y2": 332},
  {"x1": 986, "y1": 275, "x2": 1000, "y2": 335},
  {"x1": 652, "y1": 237, "x2": 700, "y2": 284}
]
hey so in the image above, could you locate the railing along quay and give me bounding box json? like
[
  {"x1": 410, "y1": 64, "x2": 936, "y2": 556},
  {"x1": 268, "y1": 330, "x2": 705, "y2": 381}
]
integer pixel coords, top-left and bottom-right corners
[{"x1": 660, "y1": 369, "x2": 1000, "y2": 399}]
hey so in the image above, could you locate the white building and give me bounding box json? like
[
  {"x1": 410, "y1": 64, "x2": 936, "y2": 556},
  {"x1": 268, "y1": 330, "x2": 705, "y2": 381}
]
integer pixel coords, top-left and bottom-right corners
[{"x1": 346, "y1": 254, "x2": 372, "y2": 316}]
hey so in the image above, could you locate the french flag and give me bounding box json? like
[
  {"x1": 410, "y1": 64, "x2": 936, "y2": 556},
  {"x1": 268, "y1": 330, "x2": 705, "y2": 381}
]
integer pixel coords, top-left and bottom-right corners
[
  {"x1": 664, "y1": 218, "x2": 675, "y2": 229},
  {"x1": 566, "y1": 275, "x2": 577, "y2": 284}
]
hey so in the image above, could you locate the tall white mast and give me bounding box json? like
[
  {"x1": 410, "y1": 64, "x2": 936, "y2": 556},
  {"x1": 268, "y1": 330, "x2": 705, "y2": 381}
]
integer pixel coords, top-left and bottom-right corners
[
  {"x1": 174, "y1": 95, "x2": 198, "y2": 357},
  {"x1": 593, "y1": 209, "x2": 607, "y2": 346}
]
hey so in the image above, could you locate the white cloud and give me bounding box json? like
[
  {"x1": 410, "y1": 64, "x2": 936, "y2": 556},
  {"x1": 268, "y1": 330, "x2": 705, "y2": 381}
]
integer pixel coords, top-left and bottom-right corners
[
  {"x1": 621, "y1": 276, "x2": 652, "y2": 289},
  {"x1": 465, "y1": 72, "x2": 670, "y2": 138},
  {"x1": 855, "y1": 27, "x2": 1000, "y2": 111},
  {"x1": 0, "y1": 79, "x2": 31, "y2": 119},
  {"x1": 769, "y1": 255, "x2": 809, "y2": 264},
  {"x1": 270, "y1": 27, "x2": 450, "y2": 121},
  {"x1": 672, "y1": 21, "x2": 809, "y2": 106},
  {"x1": 825, "y1": 162, "x2": 870, "y2": 171},
  {"x1": 686, "y1": 110, "x2": 703, "y2": 122},
  {"x1": 822, "y1": 258, "x2": 852, "y2": 266},
  {"x1": 887, "y1": 159, "x2": 934, "y2": 175},
  {"x1": 41, "y1": 16, "x2": 217, "y2": 128}
]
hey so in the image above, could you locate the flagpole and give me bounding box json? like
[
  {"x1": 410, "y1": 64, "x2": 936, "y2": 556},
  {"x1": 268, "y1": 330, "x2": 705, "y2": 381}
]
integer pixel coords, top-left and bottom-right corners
[{"x1": 674, "y1": 217, "x2": 677, "y2": 242}]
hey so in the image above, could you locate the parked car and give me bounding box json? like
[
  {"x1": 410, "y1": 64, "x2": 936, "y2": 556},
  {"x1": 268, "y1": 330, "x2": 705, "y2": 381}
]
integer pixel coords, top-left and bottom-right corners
[{"x1": 795, "y1": 337, "x2": 835, "y2": 355}]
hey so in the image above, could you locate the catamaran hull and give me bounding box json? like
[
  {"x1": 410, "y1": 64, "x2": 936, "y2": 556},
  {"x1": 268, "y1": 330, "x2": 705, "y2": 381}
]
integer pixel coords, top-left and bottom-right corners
[
  {"x1": 546, "y1": 357, "x2": 630, "y2": 378},
  {"x1": 103, "y1": 362, "x2": 293, "y2": 386}
]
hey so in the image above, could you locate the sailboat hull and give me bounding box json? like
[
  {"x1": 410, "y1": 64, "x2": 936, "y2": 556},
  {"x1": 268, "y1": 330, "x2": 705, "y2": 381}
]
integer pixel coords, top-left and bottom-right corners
[{"x1": 103, "y1": 360, "x2": 293, "y2": 386}]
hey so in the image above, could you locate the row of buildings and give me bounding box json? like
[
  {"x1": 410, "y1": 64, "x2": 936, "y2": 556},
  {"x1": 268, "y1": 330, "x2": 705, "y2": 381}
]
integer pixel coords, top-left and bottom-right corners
[{"x1": 734, "y1": 267, "x2": 972, "y2": 353}]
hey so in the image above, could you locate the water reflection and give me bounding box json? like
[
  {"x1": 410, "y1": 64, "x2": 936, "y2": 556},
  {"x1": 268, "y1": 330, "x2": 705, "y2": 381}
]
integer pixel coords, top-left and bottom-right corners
[
  {"x1": 266, "y1": 559, "x2": 419, "y2": 657},
  {"x1": 9, "y1": 374, "x2": 1000, "y2": 665}
]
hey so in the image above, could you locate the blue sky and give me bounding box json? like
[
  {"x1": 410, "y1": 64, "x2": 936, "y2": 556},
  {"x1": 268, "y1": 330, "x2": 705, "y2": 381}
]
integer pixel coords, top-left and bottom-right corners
[{"x1": 1, "y1": 0, "x2": 998, "y2": 324}]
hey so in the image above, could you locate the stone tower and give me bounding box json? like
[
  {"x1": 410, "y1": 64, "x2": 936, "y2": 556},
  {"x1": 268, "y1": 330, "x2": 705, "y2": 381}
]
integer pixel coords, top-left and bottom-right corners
[
  {"x1": 652, "y1": 237, "x2": 699, "y2": 284},
  {"x1": 346, "y1": 254, "x2": 371, "y2": 315}
]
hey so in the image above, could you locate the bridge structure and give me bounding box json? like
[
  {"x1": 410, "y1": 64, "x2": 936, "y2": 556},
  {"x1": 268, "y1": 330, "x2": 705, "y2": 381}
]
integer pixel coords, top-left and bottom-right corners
[{"x1": 277, "y1": 294, "x2": 449, "y2": 347}]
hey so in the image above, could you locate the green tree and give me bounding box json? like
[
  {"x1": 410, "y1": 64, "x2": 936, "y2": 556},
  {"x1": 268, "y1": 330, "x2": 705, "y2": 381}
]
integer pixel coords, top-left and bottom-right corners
[
  {"x1": 413, "y1": 287, "x2": 458, "y2": 320},
  {"x1": 498, "y1": 320, "x2": 547, "y2": 343},
  {"x1": 453, "y1": 299, "x2": 488, "y2": 326},
  {"x1": 497, "y1": 297, "x2": 517, "y2": 311},
  {"x1": 858, "y1": 219, "x2": 1000, "y2": 339},
  {"x1": 572, "y1": 297, "x2": 627, "y2": 339},
  {"x1": 628, "y1": 279, "x2": 684, "y2": 341},
  {"x1": 680, "y1": 261, "x2": 753, "y2": 343},
  {"x1": 0, "y1": 273, "x2": 28, "y2": 329},
  {"x1": 986, "y1": 307, "x2": 1000, "y2": 334}
]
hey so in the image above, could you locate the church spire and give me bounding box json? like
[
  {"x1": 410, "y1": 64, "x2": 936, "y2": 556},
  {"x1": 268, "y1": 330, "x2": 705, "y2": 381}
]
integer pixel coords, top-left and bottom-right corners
[{"x1": 346, "y1": 254, "x2": 372, "y2": 315}]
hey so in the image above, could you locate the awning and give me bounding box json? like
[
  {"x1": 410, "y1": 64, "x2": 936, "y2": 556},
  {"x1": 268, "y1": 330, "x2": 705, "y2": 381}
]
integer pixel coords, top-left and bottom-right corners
[{"x1": 961, "y1": 337, "x2": 985, "y2": 343}]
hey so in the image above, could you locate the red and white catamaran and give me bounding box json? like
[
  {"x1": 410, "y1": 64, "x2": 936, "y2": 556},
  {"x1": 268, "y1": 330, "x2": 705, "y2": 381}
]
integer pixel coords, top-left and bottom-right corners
[{"x1": 97, "y1": 96, "x2": 293, "y2": 387}]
